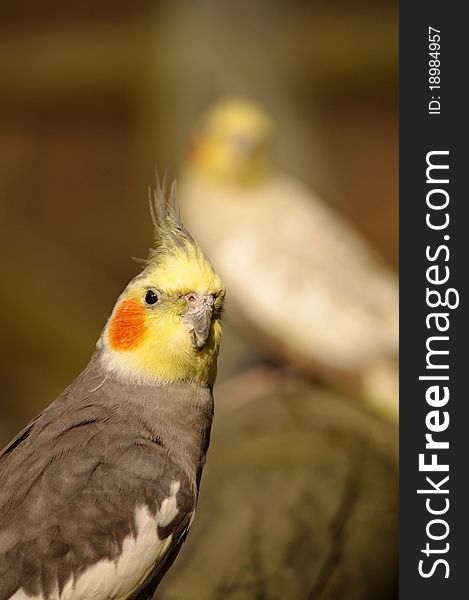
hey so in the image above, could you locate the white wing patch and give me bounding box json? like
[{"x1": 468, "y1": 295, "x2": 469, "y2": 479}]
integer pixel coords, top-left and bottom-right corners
[
  {"x1": 158, "y1": 481, "x2": 181, "y2": 527},
  {"x1": 10, "y1": 482, "x2": 183, "y2": 600}
]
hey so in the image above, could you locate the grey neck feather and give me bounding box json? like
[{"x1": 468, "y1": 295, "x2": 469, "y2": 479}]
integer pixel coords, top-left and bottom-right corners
[{"x1": 75, "y1": 351, "x2": 214, "y2": 489}]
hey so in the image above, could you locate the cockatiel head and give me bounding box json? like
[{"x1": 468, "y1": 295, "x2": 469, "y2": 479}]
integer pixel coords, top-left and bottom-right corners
[
  {"x1": 187, "y1": 98, "x2": 273, "y2": 185},
  {"x1": 98, "y1": 180, "x2": 225, "y2": 388}
]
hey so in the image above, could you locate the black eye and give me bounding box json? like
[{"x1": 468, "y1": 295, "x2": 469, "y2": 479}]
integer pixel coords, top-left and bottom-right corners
[{"x1": 144, "y1": 289, "x2": 159, "y2": 305}]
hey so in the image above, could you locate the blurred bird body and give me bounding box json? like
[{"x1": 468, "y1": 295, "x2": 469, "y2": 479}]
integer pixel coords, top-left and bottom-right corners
[
  {"x1": 0, "y1": 183, "x2": 225, "y2": 599},
  {"x1": 181, "y1": 99, "x2": 398, "y2": 419}
]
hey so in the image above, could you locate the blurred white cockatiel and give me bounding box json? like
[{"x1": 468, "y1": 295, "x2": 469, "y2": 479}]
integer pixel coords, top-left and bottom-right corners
[{"x1": 179, "y1": 98, "x2": 398, "y2": 420}]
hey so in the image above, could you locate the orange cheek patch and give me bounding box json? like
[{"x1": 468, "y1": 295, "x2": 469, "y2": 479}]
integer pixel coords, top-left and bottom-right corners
[
  {"x1": 187, "y1": 137, "x2": 199, "y2": 160},
  {"x1": 108, "y1": 298, "x2": 147, "y2": 351}
]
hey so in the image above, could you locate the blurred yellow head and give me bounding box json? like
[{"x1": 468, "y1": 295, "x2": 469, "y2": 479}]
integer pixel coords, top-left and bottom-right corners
[
  {"x1": 99, "y1": 181, "x2": 225, "y2": 387},
  {"x1": 187, "y1": 98, "x2": 273, "y2": 185}
]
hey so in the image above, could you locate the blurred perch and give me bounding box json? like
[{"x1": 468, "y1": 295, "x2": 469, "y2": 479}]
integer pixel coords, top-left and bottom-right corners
[
  {"x1": 157, "y1": 383, "x2": 398, "y2": 599},
  {"x1": 180, "y1": 99, "x2": 399, "y2": 421}
]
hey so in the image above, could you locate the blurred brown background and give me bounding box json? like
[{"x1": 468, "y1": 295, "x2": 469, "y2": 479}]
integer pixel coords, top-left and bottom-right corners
[{"x1": 0, "y1": 0, "x2": 397, "y2": 441}]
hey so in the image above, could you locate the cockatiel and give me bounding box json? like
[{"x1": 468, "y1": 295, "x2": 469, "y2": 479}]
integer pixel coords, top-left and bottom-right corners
[
  {"x1": 180, "y1": 99, "x2": 398, "y2": 420},
  {"x1": 0, "y1": 181, "x2": 225, "y2": 599}
]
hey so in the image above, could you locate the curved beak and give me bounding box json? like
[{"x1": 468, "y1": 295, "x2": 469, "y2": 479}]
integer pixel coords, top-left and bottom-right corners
[{"x1": 182, "y1": 293, "x2": 214, "y2": 350}]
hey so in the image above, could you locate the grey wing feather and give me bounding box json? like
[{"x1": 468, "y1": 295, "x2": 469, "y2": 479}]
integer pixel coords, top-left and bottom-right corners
[{"x1": 0, "y1": 375, "x2": 194, "y2": 600}]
